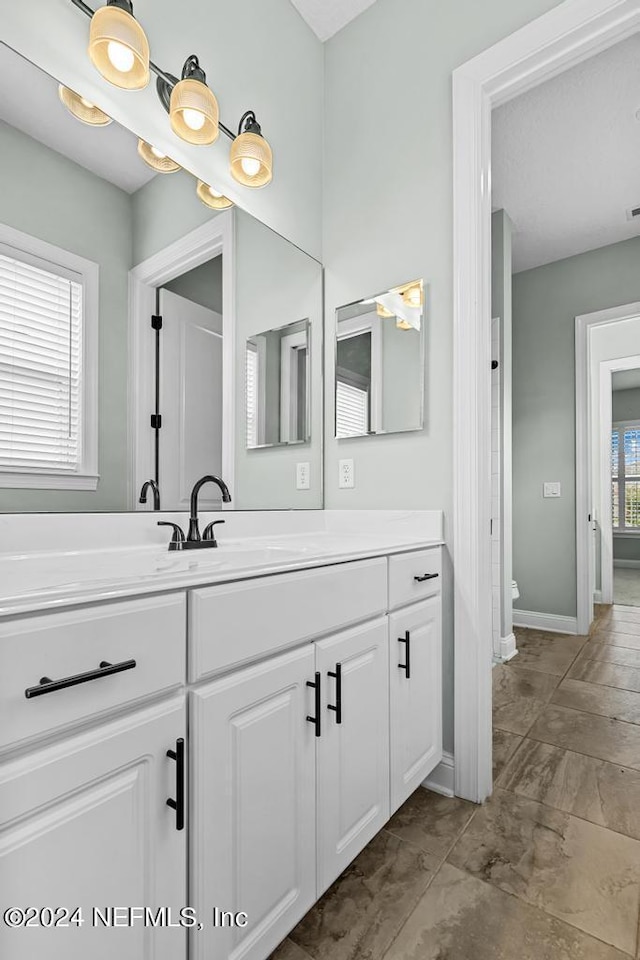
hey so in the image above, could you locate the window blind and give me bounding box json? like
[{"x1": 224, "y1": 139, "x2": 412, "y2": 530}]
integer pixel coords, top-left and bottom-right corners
[
  {"x1": 246, "y1": 342, "x2": 259, "y2": 447},
  {"x1": 0, "y1": 252, "x2": 83, "y2": 473},
  {"x1": 336, "y1": 379, "x2": 369, "y2": 438},
  {"x1": 611, "y1": 422, "x2": 640, "y2": 530}
]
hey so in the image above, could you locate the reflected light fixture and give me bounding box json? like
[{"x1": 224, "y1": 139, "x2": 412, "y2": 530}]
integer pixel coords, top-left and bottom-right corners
[
  {"x1": 376, "y1": 303, "x2": 395, "y2": 319},
  {"x1": 230, "y1": 111, "x2": 273, "y2": 187},
  {"x1": 137, "y1": 139, "x2": 181, "y2": 173},
  {"x1": 196, "y1": 180, "x2": 234, "y2": 210},
  {"x1": 58, "y1": 85, "x2": 113, "y2": 125},
  {"x1": 88, "y1": 0, "x2": 150, "y2": 90},
  {"x1": 168, "y1": 56, "x2": 219, "y2": 145}
]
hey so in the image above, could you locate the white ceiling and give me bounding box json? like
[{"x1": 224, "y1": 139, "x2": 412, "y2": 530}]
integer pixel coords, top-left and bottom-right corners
[
  {"x1": 613, "y1": 369, "x2": 640, "y2": 391},
  {"x1": 492, "y1": 32, "x2": 640, "y2": 273},
  {"x1": 289, "y1": 0, "x2": 378, "y2": 41},
  {"x1": 0, "y1": 43, "x2": 155, "y2": 195}
]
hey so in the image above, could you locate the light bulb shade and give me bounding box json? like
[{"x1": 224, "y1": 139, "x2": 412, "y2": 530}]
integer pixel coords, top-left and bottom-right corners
[
  {"x1": 230, "y1": 131, "x2": 273, "y2": 187},
  {"x1": 196, "y1": 181, "x2": 234, "y2": 210},
  {"x1": 58, "y1": 85, "x2": 113, "y2": 126},
  {"x1": 137, "y1": 139, "x2": 181, "y2": 173},
  {"x1": 170, "y1": 79, "x2": 219, "y2": 145},
  {"x1": 376, "y1": 303, "x2": 395, "y2": 319},
  {"x1": 89, "y1": 3, "x2": 150, "y2": 90}
]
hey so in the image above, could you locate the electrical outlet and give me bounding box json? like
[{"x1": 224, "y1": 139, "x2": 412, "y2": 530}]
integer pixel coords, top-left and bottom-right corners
[
  {"x1": 339, "y1": 459, "x2": 355, "y2": 489},
  {"x1": 296, "y1": 462, "x2": 310, "y2": 490},
  {"x1": 543, "y1": 482, "x2": 562, "y2": 498}
]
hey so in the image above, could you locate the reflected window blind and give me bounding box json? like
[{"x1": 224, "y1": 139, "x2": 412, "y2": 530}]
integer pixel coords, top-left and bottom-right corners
[
  {"x1": 612, "y1": 422, "x2": 640, "y2": 531},
  {"x1": 0, "y1": 252, "x2": 83, "y2": 473},
  {"x1": 246, "y1": 343, "x2": 259, "y2": 447},
  {"x1": 336, "y1": 379, "x2": 368, "y2": 438}
]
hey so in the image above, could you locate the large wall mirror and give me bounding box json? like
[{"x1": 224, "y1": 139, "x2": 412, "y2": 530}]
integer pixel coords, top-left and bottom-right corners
[
  {"x1": 335, "y1": 281, "x2": 425, "y2": 438},
  {"x1": 0, "y1": 42, "x2": 323, "y2": 512}
]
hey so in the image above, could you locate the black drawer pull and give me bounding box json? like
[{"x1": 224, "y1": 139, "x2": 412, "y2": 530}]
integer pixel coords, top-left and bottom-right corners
[
  {"x1": 25, "y1": 659, "x2": 137, "y2": 699},
  {"x1": 398, "y1": 631, "x2": 411, "y2": 679},
  {"x1": 414, "y1": 573, "x2": 439, "y2": 583},
  {"x1": 167, "y1": 737, "x2": 186, "y2": 831},
  {"x1": 306, "y1": 672, "x2": 322, "y2": 737},
  {"x1": 327, "y1": 663, "x2": 342, "y2": 724}
]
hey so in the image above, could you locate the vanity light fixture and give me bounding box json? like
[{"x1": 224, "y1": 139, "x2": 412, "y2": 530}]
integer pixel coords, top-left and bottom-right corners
[
  {"x1": 88, "y1": 0, "x2": 150, "y2": 90},
  {"x1": 137, "y1": 139, "x2": 181, "y2": 173},
  {"x1": 230, "y1": 111, "x2": 273, "y2": 188},
  {"x1": 165, "y1": 56, "x2": 219, "y2": 145},
  {"x1": 196, "y1": 181, "x2": 234, "y2": 210},
  {"x1": 58, "y1": 85, "x2": 113, "y2": 125},
  {"x1": 376, "y1": 303, "x2": 395, "y2": 319}
]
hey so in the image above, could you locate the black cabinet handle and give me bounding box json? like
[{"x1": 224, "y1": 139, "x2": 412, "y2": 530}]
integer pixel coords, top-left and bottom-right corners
[
  {"x1": 414, "y1": 573, "x2": 439, "y2": 583},
  {"x1": 166, "y1": 737, "x2": 185, "y2": 831},
  {"x1": 24, "y1": 659, "x2": 137, "y2": 699},
  {"x1": 398, "y1": 631, "x2": 411, "y2": 679},
  {"x1": 327, "y1": 663, "x2": 342, "y2": 724},
  {"x1": 306, "y1": 672, "x2": 322, "y2": 737}
]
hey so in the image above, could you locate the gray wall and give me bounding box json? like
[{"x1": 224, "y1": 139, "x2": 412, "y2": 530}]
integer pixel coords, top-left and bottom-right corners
[
  {"x1": 613, "y1": 387, "x2": 640, "y2": 423},
  {"x1": 0, "y1": 120, "x2": 132, "y2": 511},
  {"x1": 164, "y1": 257, "x2": 223, "y2": 320},
  {"x1": 512, "y1": 235, "x2": 640, "y2": 618}
]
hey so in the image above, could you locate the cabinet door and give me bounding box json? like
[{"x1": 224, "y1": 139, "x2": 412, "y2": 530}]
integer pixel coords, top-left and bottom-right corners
[
  {"x1": 190, "y1": 646, "x2": 316, "y2": 960},
  {"x1": 0, "y1": 697, "x2": 187, "y2": 960},
  {"x1": 389, "y1": 597, "x2": 442, "y2": 813},
  {"x1": 315, "y1": 618, "x2": 389, "y2": 893}
]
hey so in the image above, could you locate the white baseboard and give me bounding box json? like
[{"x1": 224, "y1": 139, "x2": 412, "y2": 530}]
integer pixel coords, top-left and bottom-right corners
[
  {"x1": 614, "y1": 559, "x2": 640, "y2": 569},
  {"x1": 593, "y1": 590, "x2": 602, "y2": 603},
  {"x1": 493, "y1": 632, "x2": 518, "y2": 663},
  {"x1": 423, "y1": 751, "x2": 455, "y2": 798},
  {"x1": 512, "y1": 610, "x2": 578, "y2": 635}
]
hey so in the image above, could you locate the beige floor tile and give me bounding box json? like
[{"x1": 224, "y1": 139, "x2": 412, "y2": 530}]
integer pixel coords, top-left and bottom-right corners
[
  {"x1": 493, "y1": 665, "x2": 560, "y2": 734},
  {"x1": 601, "y1": 617, "x2": 640, "y2": 635},
  {"x1": 552, "y1": 678, "x2": 640, "y2": 724},
  {"x1": 383, "y1": 863, "x2": 629, "y2": 960},
  {"x1": 493, "y1": 728, "x2": 523, "y2": 781},
  {"x1": 500, "y1": 738, "x2": 640, "y2": 840},
  {"x1": 511, "y1": 629, "x2": 586, "y2": 676},
  {"x1": 591, "y1": 630, "x2": 640, "y2": 650},
  {"x1": 447, "y1": 788, "x2": 640, "y2": 953},
  {"x1": 269, "y1": 940, "x2": 313, "y2": 960},
  {"x1": 580, "y1": 642, "x2": 640, "y2": 669},
  {"x1": 568, "y1": 658, "x2": 640, "y2": 694},
  {"x1": 528, "y1": 704, "x2": 640, "y2": 770},
  {"x1": 385, "y1": 787, "x2": 476, "y2": 859},
  {"x1": 290, "y1": 830, "x2": 439, "y2": 960}
]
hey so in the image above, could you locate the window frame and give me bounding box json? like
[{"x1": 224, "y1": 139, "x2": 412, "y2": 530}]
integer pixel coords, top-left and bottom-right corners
[
  {"x1": 612, "y1": 417, "x2": 640, "y2": 537},
  {"x1": 0, "y1": 223, "x2": 99, "y2": 490}
]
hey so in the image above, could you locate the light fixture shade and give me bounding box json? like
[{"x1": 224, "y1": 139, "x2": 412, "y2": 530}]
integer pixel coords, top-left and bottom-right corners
[
  {"x1": 196, "y1": 181, "x2": 234, "y2": 210},
  {"x1": 170, "y1": 79, "x2": 219, "y2": 145},
  {"x1": 230, "y1": 131, "x2": 273, "y2": 187},
  {"x1": 376, "y1": 303, "x2": 395, "y2": 319},
  {"x1": 137, "y1": 139, "x2": 181, "y2": 173},
  {"x1": 89, "y1": 3, "x2": 150, "y2": 90},
  {"x1": 58, "y1": 85, "x2": 113, "y2": 126}
]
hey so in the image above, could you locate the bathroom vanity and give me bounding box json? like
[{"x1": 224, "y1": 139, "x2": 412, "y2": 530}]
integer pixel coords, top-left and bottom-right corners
[{"x1": 0, "y1": 513, "x2": 443, "y2": 960}]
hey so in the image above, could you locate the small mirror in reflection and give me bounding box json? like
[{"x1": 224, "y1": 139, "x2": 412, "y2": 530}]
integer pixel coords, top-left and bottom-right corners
[{"x1": 246, "y1": 319, "x2": 310, "y2": 449}]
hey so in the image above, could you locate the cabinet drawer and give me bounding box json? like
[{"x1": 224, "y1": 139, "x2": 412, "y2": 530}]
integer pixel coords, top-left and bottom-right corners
[
  {"x1": 0, "y1": 594, "x2": 186, "y2": 752},
  {"x1": 388, "y1": 548, "x2": 442, "y2": 610},
  {"x1": 189, "y1": 558, "x2": 388, "y2": 681}
]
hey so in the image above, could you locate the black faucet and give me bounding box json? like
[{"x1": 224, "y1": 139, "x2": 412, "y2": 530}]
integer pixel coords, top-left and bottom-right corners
[
  {"x1": 187, "y1": 475, "x2": 232, "y2": 543},
  {"x1": 139, "y1": 478, "x2": 160, "y2": 511}
]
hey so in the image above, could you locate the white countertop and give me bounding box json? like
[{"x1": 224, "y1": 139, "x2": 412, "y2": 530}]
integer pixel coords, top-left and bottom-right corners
[{"x1": 0, "y1": 523, "x2": 444, "y2": 618}]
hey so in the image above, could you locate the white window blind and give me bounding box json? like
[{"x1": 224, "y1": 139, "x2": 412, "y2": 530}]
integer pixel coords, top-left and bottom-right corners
[
  {"x1": 0, "y1": 251, "x2": 83, "y2": 473},
  {"x1": 612, "y1": 421, "x2": 640, "y2": 531},
  {"x1": 336, "y1": 379, "x2": 369, "y2": 438},
  {"x1": 246, "y1": 342, "x2": 259, "y2": 447}
]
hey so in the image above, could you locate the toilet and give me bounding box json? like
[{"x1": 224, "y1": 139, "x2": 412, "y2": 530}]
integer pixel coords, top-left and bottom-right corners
[{"x1": 512, "y1": 580, "x2": 520, "y2": 600}]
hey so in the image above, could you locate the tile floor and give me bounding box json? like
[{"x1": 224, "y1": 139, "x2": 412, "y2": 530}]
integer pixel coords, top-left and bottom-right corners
[
  {"x1": 614, "y1": 568, "x2": 640, "y2": 607},
  {"x1": 270, "y1": 603, "x2": 640, "y2": 960}
]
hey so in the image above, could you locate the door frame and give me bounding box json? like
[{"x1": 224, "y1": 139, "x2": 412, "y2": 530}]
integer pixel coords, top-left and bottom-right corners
[
  {"x1": 128, "y1": 212, "x2": 235, "y2": 508},
  {"x1": 452, "y1": 0, "x2": 640, "y2": 802}
]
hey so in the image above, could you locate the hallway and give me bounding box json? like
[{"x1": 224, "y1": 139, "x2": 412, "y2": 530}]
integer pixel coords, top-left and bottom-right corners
[{"x1": 272, "y1": 605, "x2": 640, "y2": 960}]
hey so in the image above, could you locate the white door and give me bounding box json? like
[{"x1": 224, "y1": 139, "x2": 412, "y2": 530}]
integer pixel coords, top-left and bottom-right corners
[
  {"x1": 389, "y1": 598, "x2": 442, "y2": 813},
  {"x1": 315, "y1": 618, "x2": 389, "y2": 894},
  {"x1": 0, "y1": 698, "x2": 187, "y2": 960},
  {"x1": 158, "y1": 289, "x2": 223, "y2": 510},
  {"x1": 190, "y1": 646, "x2": 317, "y2": 960}
]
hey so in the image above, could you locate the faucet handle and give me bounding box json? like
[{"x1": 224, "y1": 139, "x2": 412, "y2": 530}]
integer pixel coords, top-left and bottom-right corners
[
  {"x1": 203, "y1": 520, "x2": 225, "y2": 545},
  {"x1": 157, "y1": 521, "x2": 186, "y2": 551}
]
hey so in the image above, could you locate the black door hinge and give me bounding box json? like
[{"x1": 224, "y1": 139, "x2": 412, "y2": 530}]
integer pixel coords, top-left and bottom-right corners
[
  {"x1": 151, "y1": 315, "x2": 163, "y2": 331},
  {"x1": 151, "y1": 414, "x2": 162, "y2": 429}
]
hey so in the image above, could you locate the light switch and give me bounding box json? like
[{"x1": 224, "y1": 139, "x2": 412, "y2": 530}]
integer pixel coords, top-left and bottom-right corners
[
  {"x1": 543, "y1": 482, "x2": 562, "y2": 498},
  {"x1": 339, "y1": 459, "x2": 355, "y2": 489},
  {"x1": 296, "y1": 462, "x2": 310, "y2": 490}
]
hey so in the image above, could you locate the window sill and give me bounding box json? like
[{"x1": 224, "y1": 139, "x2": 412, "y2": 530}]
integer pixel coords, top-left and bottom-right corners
[
  {"x1": 0, "y1": 472, "x2": 99, "y2": 491},
  {"x1": 613, "y1": 529, "x2": 640, "y2": 538}
]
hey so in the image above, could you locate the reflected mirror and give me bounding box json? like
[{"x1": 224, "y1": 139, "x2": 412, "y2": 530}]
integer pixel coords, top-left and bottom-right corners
[
  {"x1": 335, "y1": 281, "x2": 425, "y2": 438},
  {"x1": 246, "y1": 320, "x2": 310, "y2": 449},
  {"x1": 0, "y1": 42, "x2": 323, "y2": 512}
]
